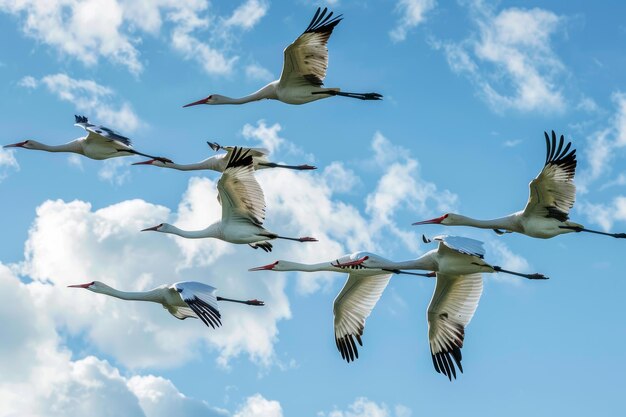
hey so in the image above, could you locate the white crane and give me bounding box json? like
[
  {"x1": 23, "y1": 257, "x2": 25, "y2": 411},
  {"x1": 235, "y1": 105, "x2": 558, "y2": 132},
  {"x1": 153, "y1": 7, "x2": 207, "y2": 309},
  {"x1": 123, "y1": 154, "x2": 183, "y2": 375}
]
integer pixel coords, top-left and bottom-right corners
[
  {"x1": 413, "y1": 131, "x2": 626, "y2": 239},
  {"x1": 333, "y1": 235, "x2": 548, "y2": 281},
  {"x1": 249, "y1": 253, "x2": 432, "y2": 363},
  {"x1": 141, "y1": 147, "x2": 317, "y2": 252},
  {"x1": 183, "y1": 8, "x2": 382, "y2": 108},
  {"x1": 4, "y1": 115, "x2": 172, "y2": 163},
  {"x1": 68, "y1": 280, "x2": 264, "y2": 329},
  {"x1": 132, "y1": 142, "x2": 316, "y2": 172}
]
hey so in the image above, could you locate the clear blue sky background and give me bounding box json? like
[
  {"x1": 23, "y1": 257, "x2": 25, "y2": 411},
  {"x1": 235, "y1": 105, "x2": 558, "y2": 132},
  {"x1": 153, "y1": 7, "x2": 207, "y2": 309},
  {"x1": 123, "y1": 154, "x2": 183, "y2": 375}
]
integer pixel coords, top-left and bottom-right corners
[{"x1": 1, "y1": 1, "x2": 626, "y2": 416}]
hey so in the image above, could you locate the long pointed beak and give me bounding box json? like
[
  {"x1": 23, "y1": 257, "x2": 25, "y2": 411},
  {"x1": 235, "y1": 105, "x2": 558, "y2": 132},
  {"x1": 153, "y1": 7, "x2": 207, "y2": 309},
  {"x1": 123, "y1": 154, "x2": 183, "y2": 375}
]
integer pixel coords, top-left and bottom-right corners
[
  {"x1": 132, "y1": 159, "x2": 157, "y2": 166},
  {"x1": 183, "y1": 97, "x2": 207, "y2": 108},
  {"x1": 249, "y1": 261, "x2": 278, "y2": 271},
  {"x1": 3, "y1": 141, "x2": 26, "y2": 148},
  {"x1": 68, "y1": 282, "x2": 92, "y2": 288},
  {"x1": 412, "y1": 215, "x2": 445, "y2": 226},
  {"x1": 141, "y1": 225, "x2": 160, "y2": 232}
]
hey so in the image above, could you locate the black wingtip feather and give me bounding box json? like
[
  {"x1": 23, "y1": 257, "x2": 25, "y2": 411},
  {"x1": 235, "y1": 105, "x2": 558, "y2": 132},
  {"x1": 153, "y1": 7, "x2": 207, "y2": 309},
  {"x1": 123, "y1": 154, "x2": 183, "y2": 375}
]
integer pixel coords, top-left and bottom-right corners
[
  {"x1": 431, "y1": 347, "x2": 463, "y2": 380},
  {"x1": 225, "y1": 147, "x2": 254, "y2": 170},
  {"x1": 75, "y1": 115, "x2": 89, "y2": 124},
  {"x1": 543, "y1": 130, "x2": 577, "y2": 178},
  {"x1": 305, "y1": 7, "x2": 342, "y2": 34}
]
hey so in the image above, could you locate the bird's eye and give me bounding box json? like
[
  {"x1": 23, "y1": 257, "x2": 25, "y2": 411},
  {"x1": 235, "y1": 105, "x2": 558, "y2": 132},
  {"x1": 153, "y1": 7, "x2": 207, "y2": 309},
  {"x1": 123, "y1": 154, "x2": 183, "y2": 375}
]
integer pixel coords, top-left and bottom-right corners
[
  {"x1": 443, "y1": 214, "x2": 449, "y2": 218},
  {"x1": 208, "y1": 95, "x2": 213, "y2": 100}
]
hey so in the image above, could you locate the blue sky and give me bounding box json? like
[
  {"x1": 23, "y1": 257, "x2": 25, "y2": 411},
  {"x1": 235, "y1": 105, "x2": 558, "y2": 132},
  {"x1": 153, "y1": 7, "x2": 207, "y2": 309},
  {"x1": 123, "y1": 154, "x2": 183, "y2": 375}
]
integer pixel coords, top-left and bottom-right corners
[{"x1": 1, "y1": 1, "x2": 626, "y2": 416}]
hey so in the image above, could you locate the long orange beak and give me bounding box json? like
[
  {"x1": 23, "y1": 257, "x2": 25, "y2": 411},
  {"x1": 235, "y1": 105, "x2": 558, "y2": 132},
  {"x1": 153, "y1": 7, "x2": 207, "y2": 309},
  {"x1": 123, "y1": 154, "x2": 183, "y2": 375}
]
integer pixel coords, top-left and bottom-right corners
[
  {"x1": 412, "y1": 215, "x2": 446, "y2": 226},
  {"x1": 141, "y1": 225, "x2": 160, "y2": 232},
  {"x1": 183, "y1": 97, "x2": 208, "y2": 108},
  {"x1": 68, "y1": 281, "x2": 93, "y2": 288},
  {"x1": 132, "y1": 159, "x2": 156, "y2": 166},
  {"x1": 249, "y1": 261, "x2": 278, "y2": 271},
  {"x1": 3, "y1": 141, "x2": 27, "y2": 148}
]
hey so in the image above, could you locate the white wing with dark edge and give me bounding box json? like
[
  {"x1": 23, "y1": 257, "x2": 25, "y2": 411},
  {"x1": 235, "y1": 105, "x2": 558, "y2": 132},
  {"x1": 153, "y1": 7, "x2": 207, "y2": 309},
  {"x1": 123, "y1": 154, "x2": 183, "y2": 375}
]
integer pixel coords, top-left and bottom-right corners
[
  {"x1": 174, "y1": 281, "x2": 222, "y2": 329},
  {"x1": 74, "y1": 115, "x2": 133, "y2": 147},
  {"x1": 427, "y1": 272, "x2": 483, "y2": 380},
  {"x1": 333, "y1": 272, "x2": 392, "y2": 362},
  {"x1": 522, "y1": 131, "x2": 577, "y2": 222},
  {"x1": 433, "y1": 235, "x2": 486, "y2": 259},
  {"x1": 279, "y1": 7, "x2": 342, "y2": 87},
  {"x1": 217, "y1": 147, "x2": 266, "y2": 225}
]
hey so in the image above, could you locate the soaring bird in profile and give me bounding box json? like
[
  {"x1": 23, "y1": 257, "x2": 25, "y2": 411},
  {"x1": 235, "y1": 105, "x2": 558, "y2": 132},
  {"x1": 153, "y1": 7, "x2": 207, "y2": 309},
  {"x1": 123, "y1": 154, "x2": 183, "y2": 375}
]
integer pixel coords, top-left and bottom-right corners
[
  {"x1": 4, "y1": 115, "x2": 172, "y2": 163},
  {"x1": 69, "y1": 280, "x2": 264, "y2": 328},
  {"x1": 413, "y1": 131, "x2": 626, "y2": 240},
  {"x1": 183, "y1": 7, "x2": 382, "y2": 108},
  {"x1": 141, "y1": 147, "x2": 318, "y2": 252},
  {"x1": 132, "y1": 141, "x2": 316, "y2": 172}
]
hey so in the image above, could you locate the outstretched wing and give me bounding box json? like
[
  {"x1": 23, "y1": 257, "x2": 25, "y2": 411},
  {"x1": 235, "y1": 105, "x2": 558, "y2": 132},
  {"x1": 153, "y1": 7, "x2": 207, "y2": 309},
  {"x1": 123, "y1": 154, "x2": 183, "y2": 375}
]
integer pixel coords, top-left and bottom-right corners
[
  {"x1": 217, "y1": 147, "x2": 266, "y2": 225},
  {"x1": 222, "y1": 146, "x2": 269, "y2": 160},
  {"x1": 174, "y1": 281, "x2": 222, "y2": 329},
  {"x1": 279, "y1": 7, "x2": 342, "y2": 87},
  {"x1": 74, "y1": 114, "x2": 133, "y2": 147},
  {"x1": 427, "y1": 273, "x2": 483, "y2": 380},
  {"x1": 333, "y1": 272, "x2": 392, "y2": 362},
  {"x1": 522, "y1": 131, "x2": 577, "y2": 222},
  {"x1": 432, "y1": 235, "x2": 486, "y2": 259}
]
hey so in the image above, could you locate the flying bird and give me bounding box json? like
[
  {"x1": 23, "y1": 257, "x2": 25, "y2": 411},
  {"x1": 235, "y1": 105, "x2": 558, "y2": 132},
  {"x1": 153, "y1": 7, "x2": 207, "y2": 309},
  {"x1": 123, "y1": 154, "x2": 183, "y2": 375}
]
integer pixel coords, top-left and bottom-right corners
[
  {"x1": 249, "y1": 253, "x2": 432, "y2": 364},
  {"x1": 183, "y1": 7, "x2": 382, "y2": 107},
  {"x1": 413, "y1": 131, "x2": 626, "y2": 239},
  {"x1": 68, "y1": 280, "x2": 264, "y2": 329},
  {"x1": 133, "y1": 142, "x2": 316, "y2": 172},
  {"x1": 332, "y1": 235, "x2": 548, "y2": 281},
  {"x1": 141, "y1": 147, "x2": 318, "y2": 252},
  {"x1": 4, "y1": 115, "x2": 172, "y2": 163}
]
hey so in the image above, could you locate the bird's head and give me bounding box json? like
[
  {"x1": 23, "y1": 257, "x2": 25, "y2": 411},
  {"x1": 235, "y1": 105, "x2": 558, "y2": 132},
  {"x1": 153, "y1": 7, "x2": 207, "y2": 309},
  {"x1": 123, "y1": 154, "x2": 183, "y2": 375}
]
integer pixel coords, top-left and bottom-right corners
[
  {"x1": 4, "y1": 140, "x2": 41, "y2": 150},
  {"x1": 183, "y1": 94, "x2": 226, "y2": 107},
  {"x1": 141, "y1": 222, "x2": 172, "y2": 233},
  {"x1": 132, "y1": 159, "x2": 168, "y2": 168},
  {"x1": 67, "y1": 280, "x2": 105, "y2": 292},
  {"x1": 249, "y1": 261, "x2": 281, "y2": 271},
  {"x1": 412, "y1": 213, "x2": 457, "y2": 226}
]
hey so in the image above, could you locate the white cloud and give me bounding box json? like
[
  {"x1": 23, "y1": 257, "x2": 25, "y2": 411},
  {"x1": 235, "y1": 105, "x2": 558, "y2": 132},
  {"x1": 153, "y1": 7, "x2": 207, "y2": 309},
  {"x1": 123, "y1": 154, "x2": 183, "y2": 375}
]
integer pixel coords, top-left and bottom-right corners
[
  {"x1": 242, "y1": 120, "x2": 295, "y2": 155},
  {"x1": 1, "y1": 1, "x2": 268, "y2": 76},
  {"x1": 67, "y1": 154, "x2": 84, "y2": 170},
  {"x1": 435, "y1": 2, "x2": 566, "y2": 113},
  {"x1": 578, "y1": 91, "x2": 626, "y2": 191},
  {"x1": 223, "y1": 0, "x2": 269, "y2": 30},
  {"x1": 390, "y1": 0, "x2": 437, "y2": 42},
  {"x1": 98, "y1": 157, "x2": 132, "y2": 185},
  {"x1": 18, "y1": 74, "x2": 37, "y2": 88},
  {"x1": 245, "y1": 63, "x2": 274, "y2": 82},
  {"x1": 0, "y1": 147, "x2": 20, "y2": 182},
  {"x1": 322, "y1": 162, "x2": 360, "y2": 194},
  {"x1": 503, "y1": 139, "x2": 522, "y2": 147},
  {"x1": 578, "y1": 197, "x2": 626, "y2": 232},
  {"x1": 321, "y1": 397, "x2": 410, "y2": 417},
  {"x1": 366, "y1": 132, "x2": 457, "y2": 252},
  {"x1": 233, "y1": 394, "x2": 282, "y2": 417},
  {"x1": 21, "y1": 73, "x2": 141, "y2": 132}
]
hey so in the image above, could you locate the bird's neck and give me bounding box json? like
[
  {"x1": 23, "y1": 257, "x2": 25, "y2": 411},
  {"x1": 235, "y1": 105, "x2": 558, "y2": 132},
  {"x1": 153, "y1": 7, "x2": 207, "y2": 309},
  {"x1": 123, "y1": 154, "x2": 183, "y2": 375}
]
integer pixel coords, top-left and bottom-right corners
[
  {"x1": 93, "y1": 285, "x2": 164, "y2": 303},
  {"x1": 390, "y1": 251, "x2": 438, "y2": 271},
  {"x1": 451, "y1": 214, "x2": 517, "y2": 230},
  {"x1": 224, "y1": 83, "x2": 278, "y2": 104},
  {"x1": 163, "y1": 161, "x2": 211, "y2": 171},
  {"x1": 166, "y1": 223, "x2": 223, "y2": 239},
  {"x1": 278, "y1": 261, "x2": 338, "y2": 272},
  {"x1": 35, "y1": 140, "x2": 82, "y2": 154}
]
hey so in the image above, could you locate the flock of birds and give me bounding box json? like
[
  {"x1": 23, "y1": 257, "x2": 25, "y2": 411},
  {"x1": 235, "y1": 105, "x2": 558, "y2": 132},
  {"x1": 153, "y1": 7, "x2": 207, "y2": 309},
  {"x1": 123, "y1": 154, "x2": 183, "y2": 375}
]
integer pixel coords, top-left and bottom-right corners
[{"x1": 5, "y1": 7, "x2": 626, "y2": 381}]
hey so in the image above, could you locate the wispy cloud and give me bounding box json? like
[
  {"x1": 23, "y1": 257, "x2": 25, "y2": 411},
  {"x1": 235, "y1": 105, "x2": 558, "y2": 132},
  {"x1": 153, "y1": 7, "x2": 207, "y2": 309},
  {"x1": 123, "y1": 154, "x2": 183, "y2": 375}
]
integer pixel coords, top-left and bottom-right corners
[
  {"x1": 390, "y1": 0, "x2": 437, "y2": 42},
  {"x1": 433, "y1": 2, "x2": 567, "y2": 113},
  {"x1": 0, "y1": 148, "x2": 20, "y2": 182}
]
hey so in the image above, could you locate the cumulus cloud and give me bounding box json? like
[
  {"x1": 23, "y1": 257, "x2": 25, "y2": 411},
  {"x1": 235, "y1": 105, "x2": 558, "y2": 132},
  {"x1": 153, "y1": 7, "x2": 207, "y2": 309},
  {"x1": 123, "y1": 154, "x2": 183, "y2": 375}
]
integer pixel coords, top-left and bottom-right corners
[
  {"x1": 0, "y1": 147, "x2": 20, "y2": 182},
  {"x1": 434, "y1": 2, "x2": 566, "y2": 113},
  {"x1": 20, "y1": 73, "x2": 141, "y2": 132},
  {"x1": 390, "y1": 0, "x2": 437, "y2": 42},
  {"x1": 320, "y1": 397, "x2": 411, "y2": 417},
  {"x1": 1, "y1": 1, "x2": 268, "y2": 76},
  {"x1": 232, "y1": 394, "x2": 282, "y2": 417},
  {"x1": 245, "y1": 63, "x2": 274, "y2": 82},
  {"x1": 578, "y1": 197, "x2": 626, "y2": 232}
]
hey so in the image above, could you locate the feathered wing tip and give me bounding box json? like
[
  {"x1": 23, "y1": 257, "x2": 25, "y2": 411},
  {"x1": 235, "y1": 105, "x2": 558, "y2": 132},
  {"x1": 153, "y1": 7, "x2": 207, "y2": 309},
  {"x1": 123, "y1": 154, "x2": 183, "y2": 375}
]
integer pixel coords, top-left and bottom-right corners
[
  {"x1": 75, "y1": 115, "x2": 89, "y2": 124},
  {"x1": 431, "y1": 347, "x2": 463, "y2": 381},
  {"x1": 225, "y1": 146, "x2": 254, "y2": 169},
  {"x1": 304, "y1": 7, "x2": 343, "y2": 34},
  {"x1": 186, "y1": 296, "x2": 222, "y2": 329},
  {"x1": 336, "y1": 329, "x2": 363, "y2": 363},
  {"x1": 543, "y1": 130, "x2": 577, "y2": 177}
]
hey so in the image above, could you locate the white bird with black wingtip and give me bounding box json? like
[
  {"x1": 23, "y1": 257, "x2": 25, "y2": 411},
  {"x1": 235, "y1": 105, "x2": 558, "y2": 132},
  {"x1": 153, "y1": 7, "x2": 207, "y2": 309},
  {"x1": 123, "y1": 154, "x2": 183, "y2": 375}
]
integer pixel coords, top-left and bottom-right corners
[
  {"x1": 132, "y1": 141, "x2": 316, "y2": 172},
  {"x1": 141, "y1": 147, "x2": 318, "y2": 252},
  {"x1": 413, "y1": 131, "x2": 626, "y2": 240},
  {"x1": 183, "y1": 7, "x2": 382, "y2": 108},
  {"x1": 4, "y1": 115, "x2": 172, "y2": 163},
  {"x1": 68, "y1": 281, "x2": 264, "y2": 329}
]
